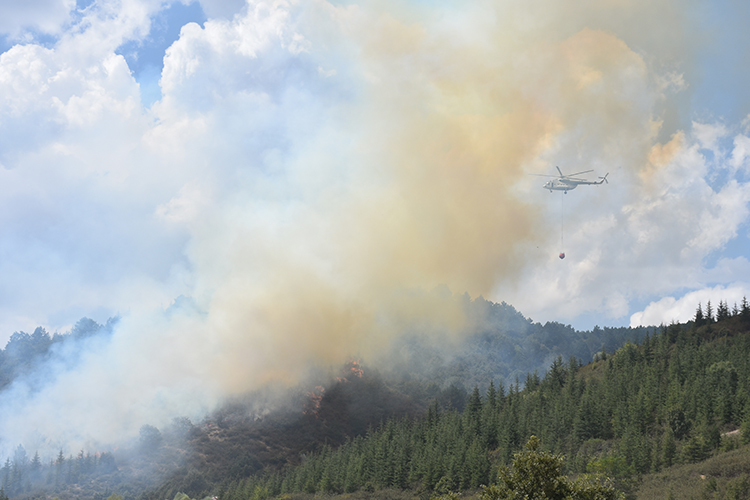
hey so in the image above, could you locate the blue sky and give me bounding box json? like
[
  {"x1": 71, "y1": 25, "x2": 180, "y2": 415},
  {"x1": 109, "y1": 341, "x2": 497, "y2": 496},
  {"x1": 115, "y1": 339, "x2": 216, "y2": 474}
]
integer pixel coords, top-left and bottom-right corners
[
  {"x1": 1, "y1": 0, "x2": 750, "y2": 452},
  {"x1": 116, "y1": 1, "x2": 206, "y2": 107}
]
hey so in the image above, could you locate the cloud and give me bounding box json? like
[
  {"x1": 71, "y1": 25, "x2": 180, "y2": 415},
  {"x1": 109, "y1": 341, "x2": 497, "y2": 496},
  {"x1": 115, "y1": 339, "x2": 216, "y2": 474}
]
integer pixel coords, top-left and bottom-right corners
[
  {"x1": 2, "y1": 0, "x2": 750, "y2": 455},
  {"x1": 693, "y1": 121, "x2": 729, "y2": 157},
  {"x1": 730, "y1": 133, "x2": 750, "y2": 171},
  {"x1": 630, "y1": 284, "x2": 750, "y2": 326},
  {"x1": 0, "y1": 37, "x2": 188, "y2": 340},
  {"x1": 0, "y1": 0, "x2": 75, "y2": 39}
]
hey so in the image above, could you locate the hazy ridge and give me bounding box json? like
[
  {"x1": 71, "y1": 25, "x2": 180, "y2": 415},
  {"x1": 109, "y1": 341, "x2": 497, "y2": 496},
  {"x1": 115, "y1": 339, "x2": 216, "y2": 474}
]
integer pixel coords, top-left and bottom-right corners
[{"x1": 0, "y1": 298, "x2": 653, "y2": 499}]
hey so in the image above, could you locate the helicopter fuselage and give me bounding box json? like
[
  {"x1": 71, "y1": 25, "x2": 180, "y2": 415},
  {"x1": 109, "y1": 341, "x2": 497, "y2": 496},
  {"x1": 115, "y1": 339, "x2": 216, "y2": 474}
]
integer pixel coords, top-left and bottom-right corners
[{"x1": 544, "y1": 179, "x2": 579, "y2": 192}]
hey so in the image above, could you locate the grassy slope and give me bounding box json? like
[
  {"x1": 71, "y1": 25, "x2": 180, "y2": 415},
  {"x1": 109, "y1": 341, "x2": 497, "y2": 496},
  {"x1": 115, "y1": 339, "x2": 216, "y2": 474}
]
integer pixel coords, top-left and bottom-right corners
[{"x1": 636, "y1": 441, "x2": 750, "y2": 499}]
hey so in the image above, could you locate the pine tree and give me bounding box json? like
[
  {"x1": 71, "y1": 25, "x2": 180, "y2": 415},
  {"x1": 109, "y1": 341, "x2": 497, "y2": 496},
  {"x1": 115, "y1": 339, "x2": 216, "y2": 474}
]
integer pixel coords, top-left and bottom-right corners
[
  {"x1": 741, "y1": 411, "x2": 750, "y2": 445},
  {"x1": 1, "y1": 459, "x2": 10, "y2": 492},
  {"x1": 466, "y1": 387, "x2": 483, "y2": 437},
  {"x1": 717, "y1": 300, "x2": 730, "y2": 322},
  {"x1": 482, "y1": 381, "x2": 500, "y2": 449},
  {"x1": 486, "y1": 380, "x2": 497, "y2": 411},
  {"x1": 54, "y1": 451, "x2": 64, "y2": 486},
  {"x1": 694, "y1": 303, "x2": 705, "y2": 327},
  {"x1": 682, "y1": 433, "x2": 708, "y2": 463},
  {"x1": 662, "y1": 428, "x2": 676, "y2": 467},
  {"x1": 29, "y1": 452, "x2": 41, "y2": 483}
]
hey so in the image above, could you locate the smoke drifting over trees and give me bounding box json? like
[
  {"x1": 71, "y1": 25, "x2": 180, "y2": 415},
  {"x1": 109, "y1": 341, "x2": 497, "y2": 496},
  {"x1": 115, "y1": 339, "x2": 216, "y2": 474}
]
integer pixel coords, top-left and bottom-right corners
[
  {"x1": 3, "y1": 299, "x2": 746, "y2": 500},
  {"x1": 0, "y1": 299, "x2": 647, "y2": 463}
]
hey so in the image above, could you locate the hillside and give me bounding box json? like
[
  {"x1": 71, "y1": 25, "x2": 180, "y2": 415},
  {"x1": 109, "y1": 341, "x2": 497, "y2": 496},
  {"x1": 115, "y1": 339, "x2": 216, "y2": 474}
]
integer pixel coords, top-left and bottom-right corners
[
  {"x1": 209, "y1": 306, "x2": 750, "y2": 500},
  {"x1": 0, "y1": 299, "x2": 651, "y2": 500},
  {"x1": 636, "y1": 441, "x2": 750, "y2": 499},
  {"x1": 12, "y1": 297, "x2": 750, "y2": 499}
]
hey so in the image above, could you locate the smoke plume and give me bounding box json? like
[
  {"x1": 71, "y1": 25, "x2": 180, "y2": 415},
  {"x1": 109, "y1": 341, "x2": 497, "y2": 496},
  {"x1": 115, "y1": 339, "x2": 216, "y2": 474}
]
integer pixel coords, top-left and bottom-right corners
[{"x1": 1, "y1": 0, "x2": 749, "y2": 457}]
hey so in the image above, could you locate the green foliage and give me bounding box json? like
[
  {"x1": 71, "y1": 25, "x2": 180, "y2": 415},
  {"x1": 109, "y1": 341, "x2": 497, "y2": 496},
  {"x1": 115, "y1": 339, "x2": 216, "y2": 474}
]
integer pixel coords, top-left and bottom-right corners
[
  {"x1": 725, "y1": 473, "x2": 750, "y2": 500},
  {"x1": 661, "y1": 428, "x2": 676, "y2": 467},
  {"x1": 481, "y1": 435, "x2": 569, "y2": 499},
  {"x1": 682, "y1": 434, "x2": 709, "y2": 464},
  {"x1": 243, "y1": 315, "x2": 750, "y2": 499},
  {"x1": 430, "y1": 491, "x2": 461, "y2": 500},
  {"x1": 569, "y1": 475, "x2": 625, "y2": 500},
  {"x1": 586, "y1": 455, "x2": 638, "y2": 497},
  {"x1": 741, "y1": 413, "x2": 750, "y2": 446},
  {"x1": 695, "y1": 304, "x2": 705, "y2": 327},
  {"x1": 479, "y1": 436, "x2": 622, "y2": 500},
  {"x1": 638, "y1": 443, "x2": 750, "y2": 499}
]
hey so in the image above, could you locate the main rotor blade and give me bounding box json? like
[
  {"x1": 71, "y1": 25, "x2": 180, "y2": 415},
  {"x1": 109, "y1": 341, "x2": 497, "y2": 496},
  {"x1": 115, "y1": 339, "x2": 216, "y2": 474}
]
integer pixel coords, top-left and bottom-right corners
[{"x1": 566, "y1": 169, "x2": 594, "y2": 177}]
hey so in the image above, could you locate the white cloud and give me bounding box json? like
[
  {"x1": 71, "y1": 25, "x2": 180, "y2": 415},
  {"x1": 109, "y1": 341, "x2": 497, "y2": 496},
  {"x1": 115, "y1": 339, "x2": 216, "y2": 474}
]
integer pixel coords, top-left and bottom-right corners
[
  {"x1": 0, "y1": 0, "x2": 75, "y2": 38},
  {"x1": 159, "y1": 1, "x2": 317, "y2": 113},
  {"x1": 693, "y1": 121, "x2": 728, "y2": 152},
  {"x1": 700, "y1": 257, "x2": 750, "y2": 286},
  {"x1": 0, "y1": 11, "x2": 195, "y2": 344},
  {"x1": 155, "y1": 182, "x2": 212, "y2": 224},
  {"x1": 730, "y1": 134, "x2": 750, "y2": 171},
  {"x1": 630, "y1": 284, "x2": 750, "y2": 326},
  {"x1": 687, "y1": 179, "x2": 750, "y2": 253}
]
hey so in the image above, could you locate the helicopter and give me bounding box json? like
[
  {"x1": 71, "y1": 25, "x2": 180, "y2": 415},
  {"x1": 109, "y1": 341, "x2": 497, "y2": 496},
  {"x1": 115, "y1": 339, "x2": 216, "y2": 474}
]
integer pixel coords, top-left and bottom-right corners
[{"x1": 533, "y1": 166, "x2": 609, "y2": 193}]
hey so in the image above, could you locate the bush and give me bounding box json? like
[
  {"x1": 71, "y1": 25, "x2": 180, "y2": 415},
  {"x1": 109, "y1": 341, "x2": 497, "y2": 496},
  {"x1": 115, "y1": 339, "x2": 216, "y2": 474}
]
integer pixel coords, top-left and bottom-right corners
[{"x1": 479, "y1": 436, "x2": 624, "y2": 500}]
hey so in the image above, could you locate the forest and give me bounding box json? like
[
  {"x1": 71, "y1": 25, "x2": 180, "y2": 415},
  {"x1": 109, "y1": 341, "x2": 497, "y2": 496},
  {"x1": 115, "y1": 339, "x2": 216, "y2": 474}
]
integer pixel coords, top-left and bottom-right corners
[
  {"x1": 212, "y1": 300, "x2": 750, "y2": 500},
  {"x1": 1, "y1": 299, "x2": 749, "y2": 499}
]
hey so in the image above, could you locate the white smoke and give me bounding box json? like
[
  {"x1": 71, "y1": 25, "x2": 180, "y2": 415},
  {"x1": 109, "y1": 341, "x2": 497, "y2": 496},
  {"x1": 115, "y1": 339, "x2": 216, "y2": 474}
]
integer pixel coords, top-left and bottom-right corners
[{"x1": 1, "y1": 0, "x2": 750, "y2": 457}]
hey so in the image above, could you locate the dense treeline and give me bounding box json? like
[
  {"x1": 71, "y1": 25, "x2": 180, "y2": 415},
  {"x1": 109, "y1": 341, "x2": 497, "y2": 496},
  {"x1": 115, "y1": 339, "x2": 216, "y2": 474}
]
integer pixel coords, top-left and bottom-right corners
[
  {"x1": 222, "y1": 305, "x2": 750, "y2": 499},
  {"x1": 0, "y1": 447, "x2": 118, "y2": 498},
  {"x1": 0, "y1": 421, "x2": 194, "y2": 500}
]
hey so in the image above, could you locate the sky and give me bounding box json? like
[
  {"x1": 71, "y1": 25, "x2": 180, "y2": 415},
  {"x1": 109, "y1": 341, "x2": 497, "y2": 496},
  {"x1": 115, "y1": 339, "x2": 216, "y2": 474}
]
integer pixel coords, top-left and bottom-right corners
[{"x1": 1, "y1": 0, "x2": 750, "y2": 453}]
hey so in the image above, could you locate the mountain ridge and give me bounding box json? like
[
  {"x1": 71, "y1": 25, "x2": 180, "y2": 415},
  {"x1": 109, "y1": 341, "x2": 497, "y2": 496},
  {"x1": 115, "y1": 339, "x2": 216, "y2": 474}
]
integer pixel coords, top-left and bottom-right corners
[{"x1": 0, "y1": 298, "x2": 670, "y2": 499}]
